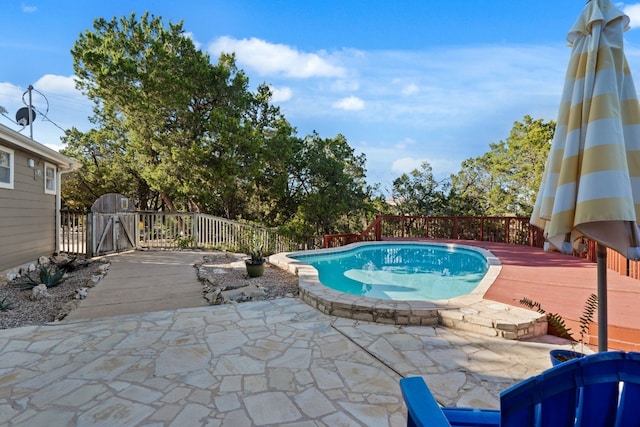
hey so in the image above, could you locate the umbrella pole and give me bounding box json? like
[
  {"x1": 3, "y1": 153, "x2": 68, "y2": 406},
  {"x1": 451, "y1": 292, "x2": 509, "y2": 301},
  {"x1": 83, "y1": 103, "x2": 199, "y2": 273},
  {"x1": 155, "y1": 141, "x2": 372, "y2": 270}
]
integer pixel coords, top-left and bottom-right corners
[{"x1": 597, "y1": 243, "x2": 608, "y2": 352}]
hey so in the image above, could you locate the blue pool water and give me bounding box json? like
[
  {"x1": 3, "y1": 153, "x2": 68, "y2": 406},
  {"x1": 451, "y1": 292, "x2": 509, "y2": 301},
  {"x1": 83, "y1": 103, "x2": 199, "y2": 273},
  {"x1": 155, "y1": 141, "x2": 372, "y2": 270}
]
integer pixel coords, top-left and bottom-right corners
[{"x1": 291, "y1": 243, "x2": 489, "y2": 300}]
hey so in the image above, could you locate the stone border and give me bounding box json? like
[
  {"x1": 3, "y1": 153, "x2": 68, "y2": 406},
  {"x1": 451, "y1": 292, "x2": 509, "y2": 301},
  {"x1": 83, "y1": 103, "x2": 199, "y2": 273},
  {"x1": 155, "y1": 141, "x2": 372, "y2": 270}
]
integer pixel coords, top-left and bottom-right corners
[{"x1": 269, "y1": 241, "x2": 547, "y2": 340}]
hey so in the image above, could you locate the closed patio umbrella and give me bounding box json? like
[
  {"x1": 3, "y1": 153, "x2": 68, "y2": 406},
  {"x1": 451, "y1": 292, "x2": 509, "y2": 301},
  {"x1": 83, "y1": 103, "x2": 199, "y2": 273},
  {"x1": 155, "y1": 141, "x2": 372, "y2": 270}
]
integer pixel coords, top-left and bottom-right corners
[{"x1": 531, "y1": 0, "x2": 640, "y2": 352}]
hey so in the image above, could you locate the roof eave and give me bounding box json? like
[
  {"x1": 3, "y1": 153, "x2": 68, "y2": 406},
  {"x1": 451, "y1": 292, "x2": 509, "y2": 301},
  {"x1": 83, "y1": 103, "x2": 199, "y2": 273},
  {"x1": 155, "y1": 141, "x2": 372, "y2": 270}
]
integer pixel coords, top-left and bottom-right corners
[{"x1": 0, "y1": 122, "x2": 82, "y2": 171}]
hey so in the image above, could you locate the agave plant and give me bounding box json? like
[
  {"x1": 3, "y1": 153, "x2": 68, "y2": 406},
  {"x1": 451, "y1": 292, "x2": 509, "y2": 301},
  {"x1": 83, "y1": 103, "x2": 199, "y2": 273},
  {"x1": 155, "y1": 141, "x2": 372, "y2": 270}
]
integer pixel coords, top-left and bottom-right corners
[
  {"x1": 14, "y1": 265, "x2": 66, "y2": 290},
  {"x1": 0, "y1": 296, "x2": 14, "y2": 312}
]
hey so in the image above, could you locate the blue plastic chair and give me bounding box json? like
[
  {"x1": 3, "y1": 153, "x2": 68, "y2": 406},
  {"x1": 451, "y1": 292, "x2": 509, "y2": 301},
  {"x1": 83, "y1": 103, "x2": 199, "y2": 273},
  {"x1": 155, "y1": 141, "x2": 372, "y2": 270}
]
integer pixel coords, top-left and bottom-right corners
[{"x1": 400, "y1": 351, "x2": 640, "y2": 427}]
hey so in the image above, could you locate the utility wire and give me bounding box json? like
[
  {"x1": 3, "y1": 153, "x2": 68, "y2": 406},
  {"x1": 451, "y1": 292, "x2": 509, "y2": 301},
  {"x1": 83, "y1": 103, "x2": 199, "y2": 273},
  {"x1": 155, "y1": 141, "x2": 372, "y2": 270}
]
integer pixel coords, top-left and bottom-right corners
[{"x1": 21, "y1": 86, "x2": 71, "y2": 133}]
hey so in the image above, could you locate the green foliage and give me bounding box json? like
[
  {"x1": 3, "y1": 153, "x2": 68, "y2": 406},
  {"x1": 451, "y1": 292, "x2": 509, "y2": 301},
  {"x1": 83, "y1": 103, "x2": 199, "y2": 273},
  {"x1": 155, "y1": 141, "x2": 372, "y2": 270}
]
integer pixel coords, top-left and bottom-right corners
[
  {"x1": 287, "y1": 132, "x2": 374, "y2": 240},
  {"x1": 390, "y1": 161, "x2": 448, "y2": 216},
  {"x1": 174, "y1": 236, "x2": 195, "y2": 249},
  {"x1": 450, "y1": 115, "x2": 555, "y2": 216},
  {"x1": 15, "y1": 265, "x2": 66, "y2": 290},
  {"x1": 0, "y1": 296, "x2": 14, "y2": 312},
  {"x1": 68, "y1": 13, "x2": 266, "y2": 214},
  {"x1": 520, "y1": 294, "x2": 597, "y2": 352},
  {"x1": 520, "y1": 297, "x2": 574, "y2": 340},
  {"x1": 248, "y1": 246, "x2": 264, "y2": 263},
  {"x1": 579, "y1": 293, "x2": 599, "y2": 344},
  {"x1": 241, "y1": 229, "x2": 265, "y2": 263}
]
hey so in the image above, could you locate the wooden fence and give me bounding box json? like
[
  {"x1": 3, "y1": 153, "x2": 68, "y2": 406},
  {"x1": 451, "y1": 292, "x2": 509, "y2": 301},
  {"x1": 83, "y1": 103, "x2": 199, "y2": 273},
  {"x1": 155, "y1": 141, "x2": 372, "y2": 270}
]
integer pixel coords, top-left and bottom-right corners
[
  {"x1": 59, "y1": 209, "x2": 89, "y2": 257},
  {"x1": 59, "y1": 210, "x2": 298, "y2": 257},
  {"x1": 137, "y1": 212, "x2": 298, "y2": 254}
]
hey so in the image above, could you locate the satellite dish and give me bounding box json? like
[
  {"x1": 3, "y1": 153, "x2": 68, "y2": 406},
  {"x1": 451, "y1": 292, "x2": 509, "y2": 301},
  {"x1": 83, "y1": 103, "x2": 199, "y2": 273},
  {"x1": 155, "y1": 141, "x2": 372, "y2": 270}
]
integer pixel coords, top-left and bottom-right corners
[{"x1": 16, "y1": 107, "x2": 36, "y2": 126}]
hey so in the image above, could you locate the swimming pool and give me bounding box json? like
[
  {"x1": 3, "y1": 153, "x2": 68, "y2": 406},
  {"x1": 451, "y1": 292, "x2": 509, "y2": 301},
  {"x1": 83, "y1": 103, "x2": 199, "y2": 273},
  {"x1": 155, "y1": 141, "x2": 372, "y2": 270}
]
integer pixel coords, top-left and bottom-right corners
[
  {"x1": 290, "y1": 242, "x2": 489, "y2": 301},
  {"x1": 270, "y1": 242, "x2": 543, "y2": 337}
]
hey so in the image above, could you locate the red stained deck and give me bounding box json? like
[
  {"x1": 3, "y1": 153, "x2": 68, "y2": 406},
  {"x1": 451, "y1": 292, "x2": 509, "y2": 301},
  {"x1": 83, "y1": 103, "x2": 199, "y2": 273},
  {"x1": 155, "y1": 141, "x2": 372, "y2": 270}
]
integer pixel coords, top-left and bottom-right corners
[{"x1": 447, "y1": 240, "x2": 640, "y2": 351}]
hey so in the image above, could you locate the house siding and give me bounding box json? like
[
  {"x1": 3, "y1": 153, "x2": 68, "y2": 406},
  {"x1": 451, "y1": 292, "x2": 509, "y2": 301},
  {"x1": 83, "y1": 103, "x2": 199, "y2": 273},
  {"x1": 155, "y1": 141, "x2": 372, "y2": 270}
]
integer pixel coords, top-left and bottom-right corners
[{"x1": 0, "y1": 148, "x2": 56, "y2": 271}]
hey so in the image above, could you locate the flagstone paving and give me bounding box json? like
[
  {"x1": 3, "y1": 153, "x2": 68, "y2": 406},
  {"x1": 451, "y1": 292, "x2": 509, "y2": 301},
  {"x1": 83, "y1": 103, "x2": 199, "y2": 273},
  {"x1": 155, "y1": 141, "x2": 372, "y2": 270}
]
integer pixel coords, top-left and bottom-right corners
[{"x1": 0, "y1": 298, "x2": 561, "y2": 426}]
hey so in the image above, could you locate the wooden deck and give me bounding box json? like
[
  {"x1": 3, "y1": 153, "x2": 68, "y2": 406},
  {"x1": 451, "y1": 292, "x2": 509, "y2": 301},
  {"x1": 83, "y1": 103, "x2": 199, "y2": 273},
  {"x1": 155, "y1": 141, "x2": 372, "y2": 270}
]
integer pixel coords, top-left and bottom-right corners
[{"x1": 447, "y1": 240, "x2": 640, "y2": 351}]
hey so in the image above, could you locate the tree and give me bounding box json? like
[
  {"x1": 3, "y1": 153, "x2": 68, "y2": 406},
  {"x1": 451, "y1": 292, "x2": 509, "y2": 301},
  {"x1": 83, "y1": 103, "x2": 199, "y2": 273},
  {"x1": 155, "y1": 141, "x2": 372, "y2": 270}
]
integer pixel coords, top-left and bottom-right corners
[
  {"x1": 62, "y1": 12, "x2": 379, "y2": 245},
  {"x1": 288, "y1": 133, "x2": 374, "y2": 238},
  {"x1": 68, "y1": 13, "x2": 259, "y2": 213},
  {"x1": 390, "y1": 161, "x2": 447, "y2": 216},
  {"x1": 449, "y1": 115, "x2": 554, "y2": 216},
  {"x1": 61, "y1": 127, "x2": 150, "y2": 210},
  {"x1": 243, "y1": 85, "x2": 302, "y2": 225}
]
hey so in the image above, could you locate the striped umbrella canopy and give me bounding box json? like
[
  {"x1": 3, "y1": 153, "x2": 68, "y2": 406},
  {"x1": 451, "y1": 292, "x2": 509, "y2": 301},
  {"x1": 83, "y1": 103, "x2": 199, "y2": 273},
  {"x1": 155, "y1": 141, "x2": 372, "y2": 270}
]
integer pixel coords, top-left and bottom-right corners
[{"x1": 530, "y1": 0, "x2": 640, "y2": 352}]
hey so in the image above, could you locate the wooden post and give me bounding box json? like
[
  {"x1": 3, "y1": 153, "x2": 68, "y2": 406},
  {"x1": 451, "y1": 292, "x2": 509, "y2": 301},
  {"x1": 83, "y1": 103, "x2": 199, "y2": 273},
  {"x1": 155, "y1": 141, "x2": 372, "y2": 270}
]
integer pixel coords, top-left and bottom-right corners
[
  {"x1": 505, "y1": 218, "x2": 510, "y2": 244},
  {"x1": 453, "y1": 217, "x2": 458, "y2": 240}
]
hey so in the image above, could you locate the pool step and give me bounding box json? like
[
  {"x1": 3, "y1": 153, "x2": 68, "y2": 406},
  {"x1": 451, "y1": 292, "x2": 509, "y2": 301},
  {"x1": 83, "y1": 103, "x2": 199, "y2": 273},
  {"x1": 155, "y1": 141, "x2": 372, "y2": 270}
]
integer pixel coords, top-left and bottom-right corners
[{"x1": 438, "y1": 300, "x2": 547, "y2": 340}]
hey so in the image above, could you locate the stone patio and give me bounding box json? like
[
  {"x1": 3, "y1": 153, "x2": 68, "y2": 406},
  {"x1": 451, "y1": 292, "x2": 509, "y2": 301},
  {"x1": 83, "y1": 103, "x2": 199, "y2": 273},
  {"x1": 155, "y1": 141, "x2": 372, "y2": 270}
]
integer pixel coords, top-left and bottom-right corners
[{"x1": 0, "y1": 298, "x2": 562, "y2": 426}]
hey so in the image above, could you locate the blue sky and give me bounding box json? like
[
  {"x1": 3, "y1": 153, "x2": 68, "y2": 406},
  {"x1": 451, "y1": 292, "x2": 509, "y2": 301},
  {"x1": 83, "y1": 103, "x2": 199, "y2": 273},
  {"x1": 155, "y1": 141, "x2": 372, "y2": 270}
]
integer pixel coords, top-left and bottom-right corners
[{"x1": 3, "y1": 1, "x2": 640, "y2": 192}]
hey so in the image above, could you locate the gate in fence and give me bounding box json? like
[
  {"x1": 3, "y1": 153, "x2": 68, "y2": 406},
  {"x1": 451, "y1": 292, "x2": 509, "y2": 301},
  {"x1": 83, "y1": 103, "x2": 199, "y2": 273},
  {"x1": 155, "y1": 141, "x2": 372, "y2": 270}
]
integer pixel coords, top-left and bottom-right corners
[{"x1": 89, "y1": 193, "x2": 138, "y2": 256}]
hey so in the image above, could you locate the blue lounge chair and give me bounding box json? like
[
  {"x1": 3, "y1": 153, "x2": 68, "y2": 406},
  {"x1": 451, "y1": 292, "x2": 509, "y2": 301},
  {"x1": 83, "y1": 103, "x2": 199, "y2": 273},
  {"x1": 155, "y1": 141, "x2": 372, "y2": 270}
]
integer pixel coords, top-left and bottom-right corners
[{"x1": 400, "y1": 351, "x2": 640, "y2": 427}]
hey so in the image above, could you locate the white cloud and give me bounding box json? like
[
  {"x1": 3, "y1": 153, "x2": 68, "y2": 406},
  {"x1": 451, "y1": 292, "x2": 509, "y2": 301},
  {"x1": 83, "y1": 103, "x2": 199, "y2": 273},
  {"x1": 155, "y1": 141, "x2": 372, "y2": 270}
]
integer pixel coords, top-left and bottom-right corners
[
  {"x1": 394, "y1": 138, "x2": 415, "y2": 150},
  {"x1": 0, "y1": 82, "x2": 23, "y2": 100},
  {"x1": 390, "y1": 156, "x2": 458, "y2": 180},
  {"x1": 264, "y1": 42, "x2": 572, "y2": 188},
  {"x1": 34, "y1": 74, "x2": 78, "y2": 95},
  {"x1": 270, "y1": 86, "x2": 293, "y2": 102},
  {"x1": 21, "y1": 3, "x2": 37, "y2": 13},
  {"x1": 332, "y1": 96, "x2": 365, "y2": 111},
  {"x1": 391, "y1": 157, "x2": 422, "y2": 174},
  {"x1": 624, "y1": 4, "x2": 640, "y2": 29},
  {"x1": 401, "y1": 83, "x2": 420, "y2": 96},
  {"x1": 208, "y1": 36, "x2": 346, "y2": 78},
  {"x1": 0, "y1": 83, "x2": 31, "y2": 124}
]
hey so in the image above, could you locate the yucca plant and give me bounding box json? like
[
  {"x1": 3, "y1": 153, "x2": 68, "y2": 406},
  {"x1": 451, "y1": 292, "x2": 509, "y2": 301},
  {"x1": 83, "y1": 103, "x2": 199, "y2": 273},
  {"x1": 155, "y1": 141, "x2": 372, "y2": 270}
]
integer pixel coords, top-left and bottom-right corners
[
  {"x1": 14, "y1": 265, "x2": 66, "y2": 289},
  {"x1": 520, "y1": 293, "x2": 598, "y2": 355}
]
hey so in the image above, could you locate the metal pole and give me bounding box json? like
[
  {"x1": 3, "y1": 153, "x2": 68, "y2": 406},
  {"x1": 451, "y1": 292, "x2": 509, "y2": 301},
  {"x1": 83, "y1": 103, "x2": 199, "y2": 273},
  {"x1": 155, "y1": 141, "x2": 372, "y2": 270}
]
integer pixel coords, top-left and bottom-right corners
[
  {"x1": 27, "y1": 85, "x2": 33, "y2": 139},
  {"x1": 597, "y1": 243, "x2": 608, "y2": 352}
]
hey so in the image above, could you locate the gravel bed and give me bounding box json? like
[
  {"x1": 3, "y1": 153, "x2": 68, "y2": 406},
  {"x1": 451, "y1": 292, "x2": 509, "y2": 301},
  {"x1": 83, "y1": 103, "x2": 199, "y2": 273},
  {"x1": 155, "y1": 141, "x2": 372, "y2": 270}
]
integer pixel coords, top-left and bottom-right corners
[{"x1": 0, "y1": 257, "x2": 109, "y2": 329}]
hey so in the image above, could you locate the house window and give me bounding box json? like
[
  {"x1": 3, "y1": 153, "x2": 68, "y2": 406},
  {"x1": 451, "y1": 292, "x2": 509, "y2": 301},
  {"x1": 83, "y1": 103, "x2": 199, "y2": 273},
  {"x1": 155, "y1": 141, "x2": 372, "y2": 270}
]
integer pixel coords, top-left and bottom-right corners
[
  {"x1": 44, "y1": 162, "x2": 56, "y2": 194},
  {"x1": 0, "y1": 146, "x2": 13, "y2": 189}
]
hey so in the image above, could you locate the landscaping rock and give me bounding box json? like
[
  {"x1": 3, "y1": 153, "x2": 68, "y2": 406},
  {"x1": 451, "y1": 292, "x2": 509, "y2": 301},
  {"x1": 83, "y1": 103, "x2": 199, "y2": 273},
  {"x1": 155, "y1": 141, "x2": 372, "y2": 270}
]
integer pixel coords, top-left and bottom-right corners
[
  {"x1": 31, "y1": 284, "x2": 51, "y2": 301},
  {"x1": 75, "y1": 287, "x2": 88, "y2": 300}
]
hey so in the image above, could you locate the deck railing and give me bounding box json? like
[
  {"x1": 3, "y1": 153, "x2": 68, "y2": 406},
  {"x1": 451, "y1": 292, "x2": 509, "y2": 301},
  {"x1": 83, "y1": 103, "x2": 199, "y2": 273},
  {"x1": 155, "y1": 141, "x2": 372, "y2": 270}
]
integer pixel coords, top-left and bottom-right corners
[{"x1": 324, "y1": 215, "x2": 545, "y2": 248}]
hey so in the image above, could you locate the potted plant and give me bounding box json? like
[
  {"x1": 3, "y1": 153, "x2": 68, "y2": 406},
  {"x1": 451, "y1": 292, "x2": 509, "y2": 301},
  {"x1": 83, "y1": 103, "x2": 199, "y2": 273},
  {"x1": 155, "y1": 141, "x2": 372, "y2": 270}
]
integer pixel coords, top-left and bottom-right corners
[
  {"x1": 245, "y1": 235, "x2": 266, "y2": 278},
  {"x1": 520, "y1": 293, "x2": 598, "y2": 366}
]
